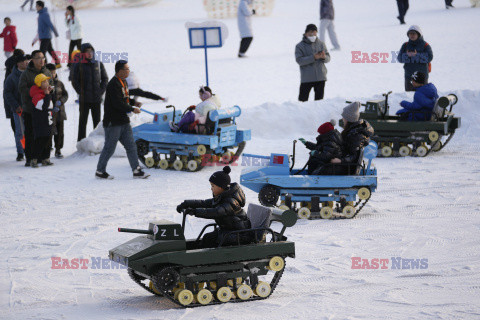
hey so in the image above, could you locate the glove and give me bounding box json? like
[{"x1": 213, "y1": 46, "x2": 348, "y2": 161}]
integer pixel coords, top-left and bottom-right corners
[
  {"x1": 252, "y1": 9, "x2": 256, "y2": 14},
  {"x1": 55, "y1": 100, "x2": 62, "y2": 107},
  {"x1": 185, "y1": 208, "x2": 196, "y2": 216},
  {"x1": 299, "y1": 138, "x2": 306, "y2": 145},
  {"x1": 162, "y1": 97, "x2": 169, "y2": 103},
  {"x1": 53, "y1": 106, "x2": 60, "y2": 113},
  {"x1": 176, "y1": 203, "x2": 186, "y2": 213},
  {"x1": 310, "y1": 150, "x2": 316, "y2": 156}
]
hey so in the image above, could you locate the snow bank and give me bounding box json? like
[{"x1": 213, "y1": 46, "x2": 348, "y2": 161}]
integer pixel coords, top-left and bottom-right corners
[{"x1": 240, "y1": 89, "x2": 480, "y2": 141}]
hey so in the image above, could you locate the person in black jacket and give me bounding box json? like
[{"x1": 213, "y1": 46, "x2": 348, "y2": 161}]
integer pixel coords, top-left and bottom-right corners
[
  {"x1": 396, "y1": 0, "x2": 409, "y2": 25},
  {"x1": 331, "y1": 102, "x2": 374, "y2": 174},
  {"x1": 72, "y1": 42, "x2": 108, "y2": 141},
  {"x1": 176, "y1": 166, "x2": 253, "y2": 248},
  {"x1": 95, "y1": 60, "x2": 145, "y2": 180},
  {"x1": 3, "y1": 49, "x2": 25, "y2": 135},
  {"x1": 299, "y1": 119, "x2": 343, "y2": 175}
]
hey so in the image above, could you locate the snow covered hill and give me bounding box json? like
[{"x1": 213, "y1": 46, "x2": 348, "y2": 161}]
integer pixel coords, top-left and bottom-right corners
[{"x1": 1, "y1": 0, "x2": 480, "y2": 319}]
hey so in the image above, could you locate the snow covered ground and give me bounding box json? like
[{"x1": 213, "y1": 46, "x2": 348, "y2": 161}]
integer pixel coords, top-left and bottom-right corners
[{"x1": 1, "y1": 0, "x2": 480, "y2": 319}]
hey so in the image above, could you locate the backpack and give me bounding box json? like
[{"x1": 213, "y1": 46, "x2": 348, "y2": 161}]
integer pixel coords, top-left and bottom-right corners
[{"x1": 404, "y1": 42, "x2": 431, "y2": 73}]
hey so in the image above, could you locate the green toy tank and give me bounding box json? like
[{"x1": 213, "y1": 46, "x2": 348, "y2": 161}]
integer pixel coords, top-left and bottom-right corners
[
  {"x1": 341, "y1": 91, "x2": 461, "y2": 157},
  {"x1": 109, "y1": 205, "x2": 297, "y2": 307}
]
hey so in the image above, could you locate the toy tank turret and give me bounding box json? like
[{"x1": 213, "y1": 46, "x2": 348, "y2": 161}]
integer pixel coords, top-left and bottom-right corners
[
  {"x1": 109, "y1": 207, "x2": 297, "y2": 307},
  {"x1": 341, "y1": 91, "x2": 461, "y2": 157}
]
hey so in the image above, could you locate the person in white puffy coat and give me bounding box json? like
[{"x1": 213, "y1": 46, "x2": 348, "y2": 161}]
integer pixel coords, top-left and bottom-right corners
[
  {"x1": 237, "y1": 0, "x2": 255, "y2": 57},
  {"x1": 65, "y1": 6, "x2": 82, "y2": 67}
]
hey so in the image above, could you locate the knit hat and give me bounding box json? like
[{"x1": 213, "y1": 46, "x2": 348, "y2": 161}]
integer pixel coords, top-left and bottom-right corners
[
  {"x1": 342, "y1": 102, "x2": 361, "y2": 123},
  {"x1": 209, "y1": 166, "x2": 231, "y2": 190},
  {"x1": 34, "y1": 74, "x2": 50, "y2": 87},
  {"x1": 305, "y1": 24, "x2": 317, "y2": 33},
  {"x1": 45, "y1": 63, "x2": 56, "y2": 71},
  {"x1": 411, "y1": 71, "x2": 426, "y2": 84},
  {"x1": 317, "y1": 119, "x2": 337, "y2": 135},
  {"x1": 407, "y1": 25, "x2": 422, "y2": 37},
  {"x1": 15, "y1": 55, "x2": 27, "y2": 64}
]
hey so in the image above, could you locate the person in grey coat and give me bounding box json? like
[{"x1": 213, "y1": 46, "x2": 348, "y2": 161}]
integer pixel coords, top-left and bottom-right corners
[
  {"x1": 319, "y1": 0, "x2": 340, "y2": 50},
  {"x1": 237, "y1": 0, "x2": 255, "y2": 58},
  {"x1": 3, "y1": 55, "x2": 28, "y2": 161},
  {"x1": 295, "y1": 24, "x2": 330, "y2": 101}
]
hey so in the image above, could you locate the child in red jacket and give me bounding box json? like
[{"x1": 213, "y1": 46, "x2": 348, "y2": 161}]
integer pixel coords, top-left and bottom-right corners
[
  {"x1": 30, "y1": 74, "x2": 54, "y2": 168},
  {"x1": 0, "y1": 17, "x2": 18, "y2": 58}
]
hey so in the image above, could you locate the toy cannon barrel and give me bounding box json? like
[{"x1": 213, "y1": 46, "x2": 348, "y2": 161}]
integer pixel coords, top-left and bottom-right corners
[
  {"x1": 437, "y1": 94, "x2": 458, "y2": 109},
  {"x1": 345, "y1": 100, "x2": 367, "y2": 107},
  {"x1": 209, "y1": 106, "x2": 241, "y2": 122},
  {"x1": 118, "y1": 227, "x2": 153, "y2": 235},
  {"x1": 271, "y1": 209, "x2": 297, "y2": 228}
]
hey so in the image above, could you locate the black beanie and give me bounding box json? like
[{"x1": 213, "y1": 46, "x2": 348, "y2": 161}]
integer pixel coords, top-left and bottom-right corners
[
  {"x1": 411, "y1": 71, "x2": 426, "y2": 84},
  {"x1": 305, "y1": 24, "x2": 317, "y2": 33},
  {"x1": 209, "y1": 166, "x2": 231, "y2": 190}
]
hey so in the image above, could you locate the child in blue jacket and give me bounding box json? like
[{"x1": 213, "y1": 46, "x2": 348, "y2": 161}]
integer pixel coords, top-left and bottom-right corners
[{"x1": 396, "y1": 71, "x2": 438, "y2": 121}]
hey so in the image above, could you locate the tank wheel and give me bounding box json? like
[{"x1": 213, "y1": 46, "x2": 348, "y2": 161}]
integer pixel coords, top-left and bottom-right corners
[
  {"x1": 186, "y1": 159, "x2": 198, "y2": 172},
  {"x1": 320, "y1": 207, "x2": 334, "y2": 219},
  {"x1": 216, "y1": 287, "x2": 232, "y2": 302},
  {"x1": 322, "y1": 201, "x2": 334, "y2": 208},
  {"x1": 158, "y1": 159, "x2": 169, "y2": 170},
  {"x1": 177, "y1": 289, "x2": 194, "y2": 306},
  {"x1": 429, "y1": 131, "x2": 439, "y2": 142},
  {"x1": 227, "y1": 277, "x2": 243, "y2": 287},
  {"x1": 431, "y1": 141, "x2": 442, "y2": 152},
  {"x1": 148, "y1": 281, "x2": 162, "y2": 295},
  {"x1": 152, "y1": 267, "x2": 180, "y2": 293},
  {"x1": 268, "y1": 256, "x2": 285, "y2": 271},
  {"x1": 209, "y1": 281, "x2": 217, "y2": 290},
  {"x1": 358, "y1": 187, "x2": 371, "y2": 200},
  {"x1": 196, "y1": 289, "x2": 213, "y2": 305},
  {"x1": 173, "y1": 159, "x2": 183, "y2": 171},
  {"x1": 173, "y1": 282, "x2": 186, "y2": 300},
  {"x1": 136, "y1": 139, "x2": 149, "y2": 156},
  {"x1": 258, "y1": 185, "x2": 279, "y2": 207},
  {"x1": 255, "y1": 281, "x2": 271, "y2": 298},
  {"x1": 381, "y1": 145, "x2": 393, "y2": 157},
  {"x1": 278, "y1": 205, "x2": 290, "y2": 211},
  {"x1": 398, "y1": 146, "x2": 411, "y2": 157},
  {"x1": 197, "y1": 144, "x2": 207, "y2": 155},
  {"x1": 343, "y1": 205, "x2": 357, "y2": 219},
  {"x1": 144, "y1": 157, "x2": 155, "y2": 168},
  {"x1": 236, "y1": 284, "x2": 253, "y2": 300},
  {"x1": 297, "y1": 207, "x2": 311, "y2": 219},
  {"x1": 416, "y1": 145, "x2": 428, "y2": 157}
]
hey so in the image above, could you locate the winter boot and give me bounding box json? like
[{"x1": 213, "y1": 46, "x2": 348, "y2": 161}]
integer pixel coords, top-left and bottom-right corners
[
  {"x1": 42, "y1": 159, "x2": 54, "y2": 166},
  {"x1": 133, "y1": 166, "x2": 148, "y2": 179},
  {"x1": 31, "y1": 159, "x2": 38, "y2": 168},
  {"x1": 55, "y1": 150, "x2": 64, "y2": 159},
  {"x1": 95, "y1": 171, "x2": 114, "y2": 180},
  {"x1": 169, "y1": 121, "x2": 179, "y2": 132},
  {"x1": 16, "y1": 153, "x2": 24, "y2": 161}
]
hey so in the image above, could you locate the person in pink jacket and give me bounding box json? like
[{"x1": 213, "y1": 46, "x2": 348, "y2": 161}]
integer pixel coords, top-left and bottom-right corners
[{"x1": 0, "y1": 17, "x2": 18, "y2": 58}]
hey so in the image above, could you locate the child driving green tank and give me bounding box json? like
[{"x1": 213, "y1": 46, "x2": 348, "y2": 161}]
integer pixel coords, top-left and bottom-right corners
[{"x1": 176, "y1": 166, "x2": 253, "y2": 248}]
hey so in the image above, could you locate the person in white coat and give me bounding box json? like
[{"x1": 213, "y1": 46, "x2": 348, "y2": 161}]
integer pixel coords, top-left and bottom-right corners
[
  {"x1": 237, "y1": 0, "x2": 255, "y2": 58},
  {"x1": 319, "y1": 0, "x2": 340, "y2": 50},
  {"x1": 65, "y1": 5, "x2": 82, "y2": 67}
]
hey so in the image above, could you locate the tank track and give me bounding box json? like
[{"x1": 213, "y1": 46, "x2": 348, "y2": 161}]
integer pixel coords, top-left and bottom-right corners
[
  {"x1": 128, "y1": 258, "x2": 285, "y2": 308},
  {"x1": 139, "y1": 141, "x2": 246, "y2": 171},
  {"x1": 127, "y1": 267, "x2": 162, "y2": 296},
  {"x1": 306, "y1": 197, "x2": 370, "y2": 220},
  {"x1": 376, "y1": 132, "x2": 455, "y2": 158}
]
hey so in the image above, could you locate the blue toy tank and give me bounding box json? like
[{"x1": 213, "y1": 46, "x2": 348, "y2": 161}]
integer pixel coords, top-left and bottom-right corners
[
  {"x1": 240, "y1": 142, "x2": 378, "y2": 219},
  {"x1": 133, "y1": 105, "x2": 251, "y2": 172}
]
